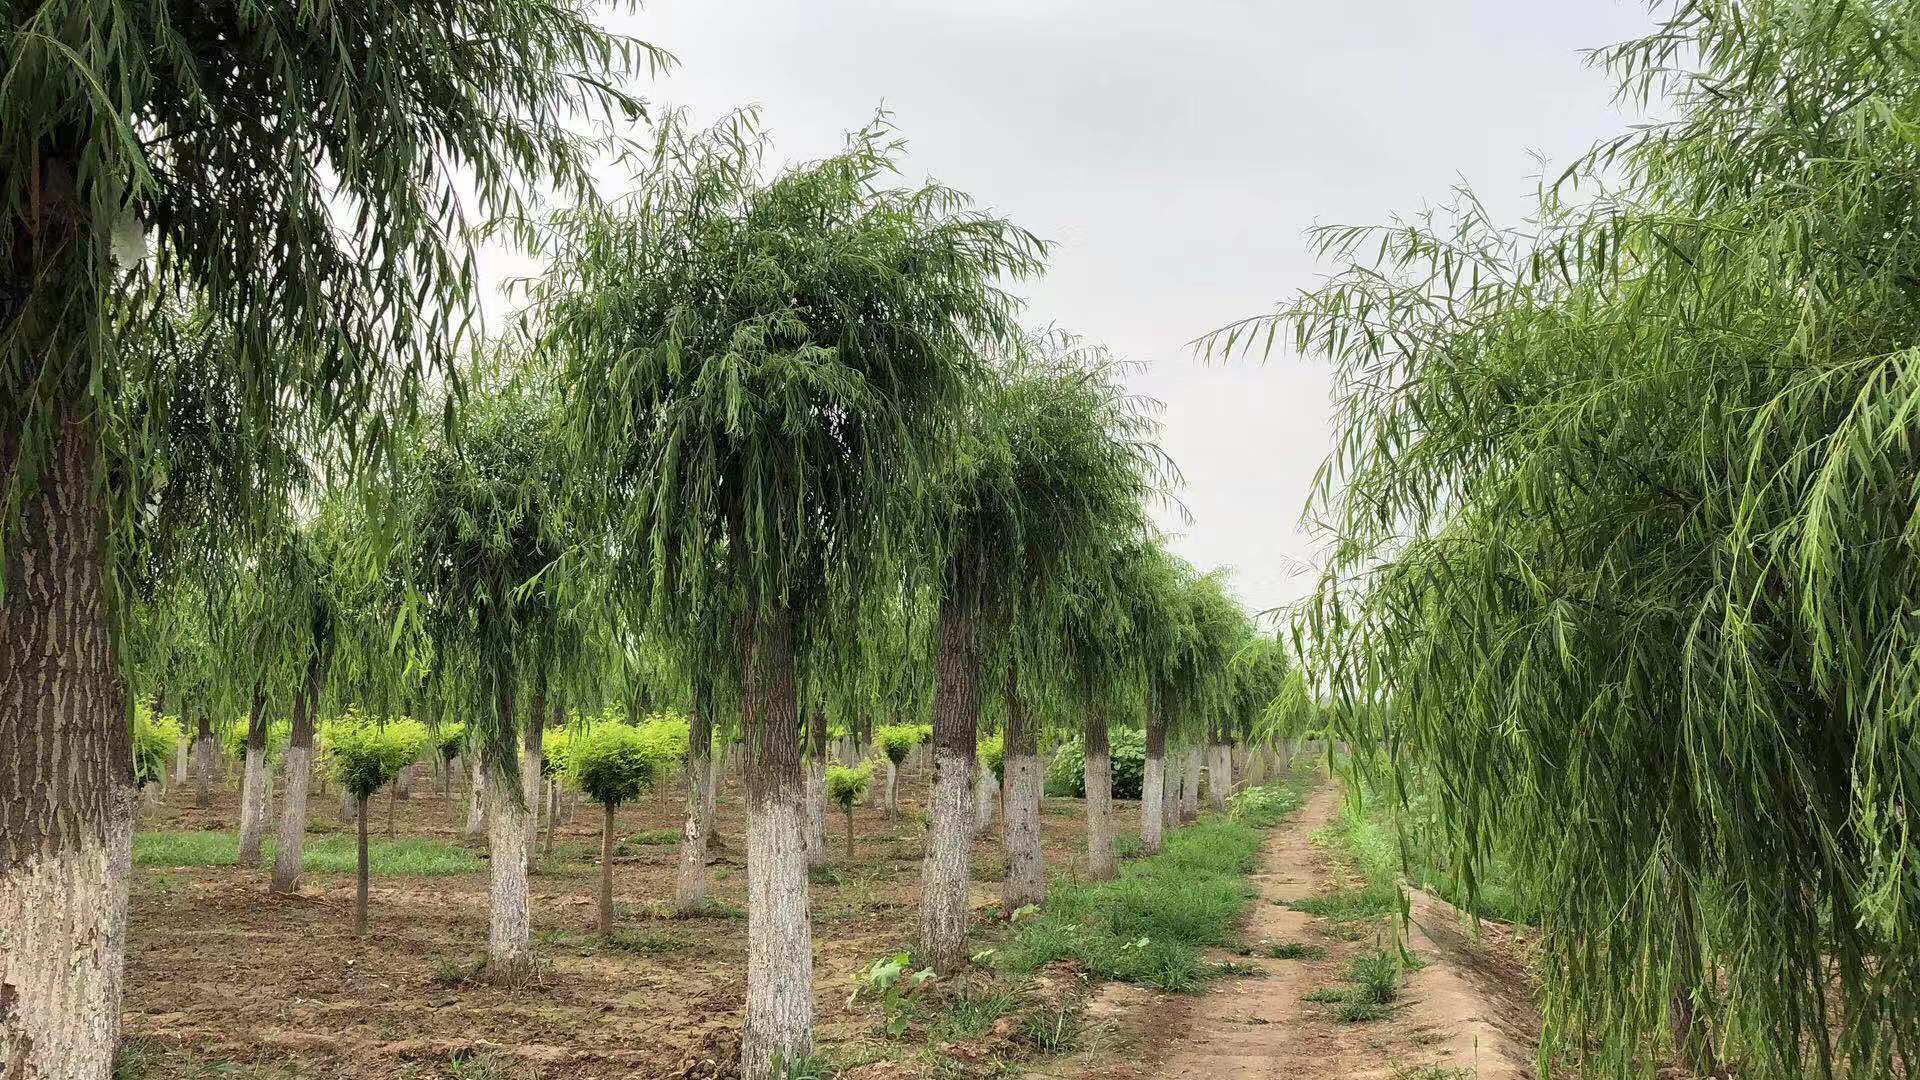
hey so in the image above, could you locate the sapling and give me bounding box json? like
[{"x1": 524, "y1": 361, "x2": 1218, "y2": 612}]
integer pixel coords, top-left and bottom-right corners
[
  {"x1": 567, "y1": 725, "x2": 659, "y2": 935},
  {"x1": 874, "y1": 725, "x2": 921, "y2": 817},
  {"x1": 826, "y1": 763, "x2": 874, "y2": 859},
  {"x1": 327, "y1": 718, "x2": 429, "y2": 935}
]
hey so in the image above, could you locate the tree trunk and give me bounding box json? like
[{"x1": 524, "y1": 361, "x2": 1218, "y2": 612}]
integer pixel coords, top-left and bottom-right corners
[
  {"x1": 522, "y1": 682, "x2": 547, "y2": 875},
  {"x1": 173, "y1": 738, "x2": 190, "y2": 785},
  {"x1": 920, "y1": 592, "x2": 979, "y2": 974},
  {"x1": 237, "y1": 687, "x2": 273, "y2": 865},
  {"x1": 845, "y1": 806, "x2": 855, "y2": 859},
  {"x1": 1142, "y1": 715, "x2": 1167, "y2": 853},
  {"x1": 973, "y1": 759, "x2": 998, "y2": 835},
  {"x1": 485, "y1": 745, "x2": 533, "y2": 983},
  {"x1": 1084, "y1": 710, "x2": 1115, "y2": 881},
  {"x1": 192, "y1": 714, "x2": 215, "y2": 809},
  {"x1": 355, "y1": 795, "x2": 371, "y2": 935},
  {"x1": 1207, "y1": 740, "x2": 1231, "y2": 810},
  {"x1": 271, "y1": 653, "x2": 325, "y2": 894},
  {"x1": 1001, "y1": 664, "x2": 1046, "y2": 911},
  {"x1": 884, "y1": 759, "x2": 898, "y2": 816},
  {"x1": 741, "y1": 606, "x2": 813, "y2": 1079},
  {"x1": 677, "y1": 678, "x2": 715, "y2": 910},
  {"x1": 599, "y1": 801, "x2": 616, "y2": 936},
  {"x1": 806, "y1": 708, "x2": 829, "y2": 869},
  {"x1": 1179, "y1": 746, "x2": 1201, "y2": 819},
  {"x1": 464, "y1": 755, "x2": 486, "y2": 837},
  {"x1": 0, "y1": 408, "x2": 138, "y2": 1078},
  {"x1": 1162, "y1": 748, "x2": 1182, "y2": 832}
]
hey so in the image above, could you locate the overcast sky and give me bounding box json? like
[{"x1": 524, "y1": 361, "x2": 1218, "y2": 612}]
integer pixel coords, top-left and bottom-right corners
[{"x1": 486, "y1": 0, "x2": 1659, "y2": 618}]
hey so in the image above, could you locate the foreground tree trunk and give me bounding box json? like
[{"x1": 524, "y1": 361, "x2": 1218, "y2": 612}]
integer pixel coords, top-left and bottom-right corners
[
  {"x1": 271, "y1": 654, "x2": 325, "y2": 894},
  {"x1": 806, "y1": 708, "x2": 829, "y2": 870},
  {"x1": 741, "y1": 607, "x2": 813, "y2": 1079},
  {"x1": 677, "y1": 679, "x2": 716, "y2": 909},
  {"x1": 1001, "y1": 665, "x2": 1046, "y2": 910},
  {"x1": 485, "y1": 742, "x2": 533, "y2": 983},
  {"x1": 0, "y1": 412, "x2": 138, "y2": 1079},
  {"x1": 1141, "y1": 715, "x2": 1167, "y2": 853},
  {"x1": 237, "y1": 688, "x2": 273, "y2": 865},
  {"x1": 598, "y1": 801, "x2": 617, "y2": 936},
  {"x1": 1083, "y1": 710, "x2": 1115, "y2": 881},
  {"x1": 920, "y1": 591, "x2": 980, "y2": 974}
]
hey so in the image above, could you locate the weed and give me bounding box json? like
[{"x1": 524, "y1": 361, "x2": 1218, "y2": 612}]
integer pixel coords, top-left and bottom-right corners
[
  {"x1": 1286, "y1": 884, "x2": 1400, "y2": 922},
  {"x1": 1335, "y1": 1000, "x2": 1392, "y2": 1023},
  {"x1": 1017, "y1": 1005, "x2": 1083, "y2": 1052},
  {"x1": 1303, "y1": 986, "x2": 1350, "y2": 1003},
  {"x1": 1268, "y1": 941, "x2": 1326, "y2": 960},
  {"x1": 1389, "y1": 1068, "x2": 1474, "y2": 1080},
  {"x1": 1346, "y1": 949, "x2": 1402, "y2": 1004},
  {"x1": 430, "y1": 953, "x2": 486, "y2": 987}
]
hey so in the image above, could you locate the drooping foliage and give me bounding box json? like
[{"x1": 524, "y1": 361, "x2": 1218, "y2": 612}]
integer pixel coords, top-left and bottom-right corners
[{"x1": 1216, "y1": 1, "x2": 1920, "y2": 1073}]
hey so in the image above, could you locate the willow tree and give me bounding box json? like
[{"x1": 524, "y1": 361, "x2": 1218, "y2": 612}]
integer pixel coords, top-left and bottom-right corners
[
  {"x1": 385, "y1": 364, "x2": 585, "y2": 984},
  {"x1": 0, "y1": 3, "x2": 660, "y2": 1069},
  {"x1": 1214, "y1": 1, "x2": 1920, "y2": 1073},
  {"x1": 533, "y1": 113, "x2": 1042, "y2": 1076}
]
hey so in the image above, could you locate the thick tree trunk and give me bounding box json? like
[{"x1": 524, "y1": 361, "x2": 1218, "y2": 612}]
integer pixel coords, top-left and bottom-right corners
[
  {"x1": 0, "y1": 409, "x2": 137, "y2": 1079},
  {"x1": 806, "y1": 709, "x2": 828, "y2": 869},
  {"x1": 677, "y1": 679, "x2": 715, "y2": 909},
  {"x1": 1207, "y1": 740, "x2": 1231, "y2": 810},
  {"x1": 599, "y1": 801, "x2": 617, "y2": 936},
  {"x1": 1142, "y1": 716, "x2": 1167, "y2": 853},
  {"x1": 355, "y1": 795, "x2": 370, "y2": 935},
  {"x1": 192, "y1": 714, "x2": 215, "y2": 808},
  {"x1": 485, "y1": 745, "x2": 532, "y2": 983},
  {"x1": 920, "y1": 593, "x2": 979, "y2": 974},
  {"x1": 1001, "y1": 665, "x2": 1046, "y2": 911},
  {"x1": 237, "y1": 688, "x2": 273, "y2": 865},
  {"x1": 1179, "y1": 746, "x2": 1201, "y2": 818},
  {"x1": 271, "y1": 655, "x2": 325, "y2": 894},
  {"x1": 1083, "y1": 710, "x2": 1115, "y2": 881},
  {"x1": 741, "y1": 607, "x2": 813, "y2": 1079}
]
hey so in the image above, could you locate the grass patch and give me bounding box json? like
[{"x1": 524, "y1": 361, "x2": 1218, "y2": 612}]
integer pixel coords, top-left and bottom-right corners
[
  {"x1": 1336, "y1": 999, "x2": 1393, "y2": 1023},
  {"x1": 133, "y1": 830, "x2": 480, "y2": 875},
  {"x1": 1000, "y1": 781, "x2": 1305, "y2": 993},
  {"x1": 1268, "y1": 941, "x2": 1326, "y2": 960},
  {"x1": 1285, "y1": 884, "x2": 1400, "y2": 922},
  {"x1": 622, "y1": 827, "x2": 683, "y2": 848}
]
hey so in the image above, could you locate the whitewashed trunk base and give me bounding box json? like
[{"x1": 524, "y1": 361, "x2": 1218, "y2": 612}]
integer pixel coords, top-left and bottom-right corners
[
  {"x1": 236, "y1": 745, "x2": 273, "y2": 865},
  {"x1": 270, "y1": 745, "x2": 314, "y2": 893},
  {"x1": 486, "y1": 768, "x2": 533, "y2": 983},
  {"x1": 1085, "y1": 747, "x2": 1115, "y2": 881},
  {"x1": 973, "y1": 762, "x2": 997, "y2": 835},
  {"x1": 1141, "y1": 750, "x2": 1165, "y2": 853},
  {"x1": 743, "y1": 791, "x2": 814, "y2": 1079},
  {"x1": 677, "y1": 752, "x2": 714, "y2": 908},
  {"x1": 920, "y1": 747, "x2": 975, "y2": 972},
  {"x1": 1002, "y1": 752, "x2": 1046, "y2": 910},
  {"x1": 805, "y1": 759, "x2": 828, "y2": 869}
]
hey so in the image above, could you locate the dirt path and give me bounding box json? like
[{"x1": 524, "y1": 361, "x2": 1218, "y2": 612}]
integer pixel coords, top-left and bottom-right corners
[{"x1": 1077, "y1": 782, "x2": 1539, "y2": 1080}]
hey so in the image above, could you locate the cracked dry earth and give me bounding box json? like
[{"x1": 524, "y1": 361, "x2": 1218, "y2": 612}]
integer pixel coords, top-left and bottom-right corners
[{"x1": 1069, "y1": 783, "x2": 1541, "y2": 1080}]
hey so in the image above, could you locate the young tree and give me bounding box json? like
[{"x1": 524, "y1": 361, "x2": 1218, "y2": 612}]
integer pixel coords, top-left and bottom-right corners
[
  {"x1": 533, "y1": 113, "x2": 1042, "y2": 1077},
  {"x1": 0, "y1": 5, "x2": 661, "y2": 1068},
  {"x1": 874, "y1": 724, "x2": 921, "y2": 817},
  {"x1": 567, "y1": 724, "x2": 660, "y2": 936},
  {"x1": 327, "y1": 716, "x2": 428, "y2": 935},
  {"x1": 827, "y1": 763, "x2": 873, "y2": 859}
]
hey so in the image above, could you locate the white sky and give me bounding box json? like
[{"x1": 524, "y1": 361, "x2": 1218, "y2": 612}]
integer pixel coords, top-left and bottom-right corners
[{"x1": 482, "y1": 0, "x2": 1659, "y2": 619}]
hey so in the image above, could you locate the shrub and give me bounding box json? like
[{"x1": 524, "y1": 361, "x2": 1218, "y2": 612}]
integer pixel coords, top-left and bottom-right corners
[
  {"x1": 874, "y1": 724, "x2": 923, "y2": 766},
  {"x1": 435, "y1": 721, "x2": 468, "y2": 763},
  {"x1": 567, "y1": 724, "x2": 659, "y2": 807},
  {"x1": 827, "y1": 763, "x2": 874, "y2": 857},
  {"x1": 978, "y1": 733, "x2": 1004, "y2": 781},
  {"x1": 1044, "y1": 728, "x2": 1146, "y2": 799},
  {"x1": 219, "y1": 716, "x2": 291, "y2": 764},
  {"x1": 131, "y1": 704, "x2": 184, "y2": 788},
  {"x1": 328, "y1": 717, "x2": 429, "y2": 800}
]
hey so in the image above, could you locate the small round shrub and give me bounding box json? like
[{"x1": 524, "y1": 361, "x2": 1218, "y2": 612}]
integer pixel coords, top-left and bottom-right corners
[
  {"x1": 328, "y1": 717, "x2": 429, "y2": 799},
  {"x1": 827, "y1": 762, "x2": 874, "y2": 809},
  {"x1": 220, "y1": 715, "x2": 290, "y2": 764},
  {"x1": 875, "y1": 724, "x2": 923, "y2": 766},
  {"x1": 567, "y1": 724, "x2": 659, "y2": 807},
  {"x1": 435, "y1": 721, "x2": 468, "y2": 763},
  {"x1": 978, "y1": 733, "x2": 1005, "y2": 781},
  {"x1": 1045, "y1": 728, "x2": 1147, "y2": 800}
]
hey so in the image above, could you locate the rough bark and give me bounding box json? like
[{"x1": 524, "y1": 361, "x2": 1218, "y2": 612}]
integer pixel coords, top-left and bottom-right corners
[
  {"x1": 463, "y1": 755, "x2": 485, "y2": 837},
  {"x1": 237, "y1": 688, "x2": 273, "y2": 865},
  {"x1": 192, "y1": 714, "x2": 215, "y2": 809},
  {"x1": 973, "y1": 760, "x2": 997, "y2": 835},
  {"x1": 1207, "y1": 741, "x2": 1231, "y2": 810},
  {"x1": 173, "y1": 739, "x2": 189, "y2": 785},
  {"x1": 1162, "y1": 749, "x2": 1183, "y2": 832},
  {"x1": 741, "y1": 607, "x2": 812, "y2": 1079},
  {"x1": 1001, "y1": 665, "x2": 1046, "y2": 911},
  {"x1": 521, "y1": 682, "x2": 547, "y2": 873},
  {"x1": 884, "y1": 759, "x2": 898, "y2": 816},
  {"x1": 1179, "y1": 746, "x2": 1201, "y2": 818},
  {"x1": 676, "y1": 679, "x2": 715, "y2": 909},
  {"x1": 920, "y1": 593, "x2": 979, "y2": 974},
  {"x1": 598, "y1": 801, "x2": 617, "y2": 936},
  {"x1": 1083, "y1": 710, "x2": 1115, "y2": 881},
  {"x1": 0, "y1": 408, "x2": 138, "y2": 1079},
  {"x1": 485, "y1": 745, "x2": 532, "y2": 984},
  {"x1": 271, "y1": 654, "x2": 325, "y2": 894},
  {"x1": 1141, "y1": 716, "x2": 1167, "y2": 853}
]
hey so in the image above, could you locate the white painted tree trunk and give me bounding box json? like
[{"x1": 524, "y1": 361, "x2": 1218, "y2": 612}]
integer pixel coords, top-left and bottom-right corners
[
  {"x1": 1001, "y1": 752, "x2": 1047, "y2": 910},
  {"x1": 464, "y1": 756, "x2": 485, "y2": 837},
  {"x1": 485, "y1": 762, "x2": 532, "y2": 983},
  {"x1": 1180, "y1": 747, "x2": 1202, "y2": 817},
  {"x1": 1084, "y1": 742, "x2": 1115, "y2": 881},
  {"x1": 521, "y1": 745, "x2": 543, "y2": 872},
  {"x1": 921, "y1": 746, "x2": 975, "y2": 972},
  {"x1": 884, "y1": 759, "x2": 898, "y2": 815},
  {"x1": 192, "y1": 728, "x2": 216, "y2": 808},
  {"x1": 744, "y1": 788, "x2": 813, "y2": 1078},
  {"x1": 1207, "y1": 742, "x2": 1232, "y2": 810},
  {"x1": 973, "y1": 761, "x2": 998, "y2": 834},
  {"x1": 677, "y1": 746, "x2": 714, "y2": 908},
  {"x1": 1141, "y1": 747, "x2": 1165, "y2": 853},
  {"x1": 805, "y1": 757, "x2": 828, "y2": 869},
  {"x1": 173, "y1": 740, "x2": 190, "y2": 785},
  {"x1": 271, "y1": 745, "x2": 314, "y2": 893},
  {"x1": 236, "y1": 743, "x2": 273, "y2": 865}
]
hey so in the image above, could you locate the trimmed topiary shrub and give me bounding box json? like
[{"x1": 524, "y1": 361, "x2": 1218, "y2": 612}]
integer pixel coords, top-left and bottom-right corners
[
  {"x1": 326, "y1": 716, "x2": 429, "y2": 935},
  {"x1": 566, "y1": 723, "x2": 667, "y2": 935},
  {"x1": 1046, "y1": 728, "x2": 1147, "y2": 800},
  {"x1": 826, "y1": 762, "x2": 874, "y2": 858}
]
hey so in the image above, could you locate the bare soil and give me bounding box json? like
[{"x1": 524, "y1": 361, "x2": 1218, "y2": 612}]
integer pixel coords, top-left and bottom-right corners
[
  {"x1": 1060, "y1": 783, "x2": 1544, "y2": 1080},
  {"x1": 121, "y1": 760, "x2": 1094, "y2": 1079}
]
